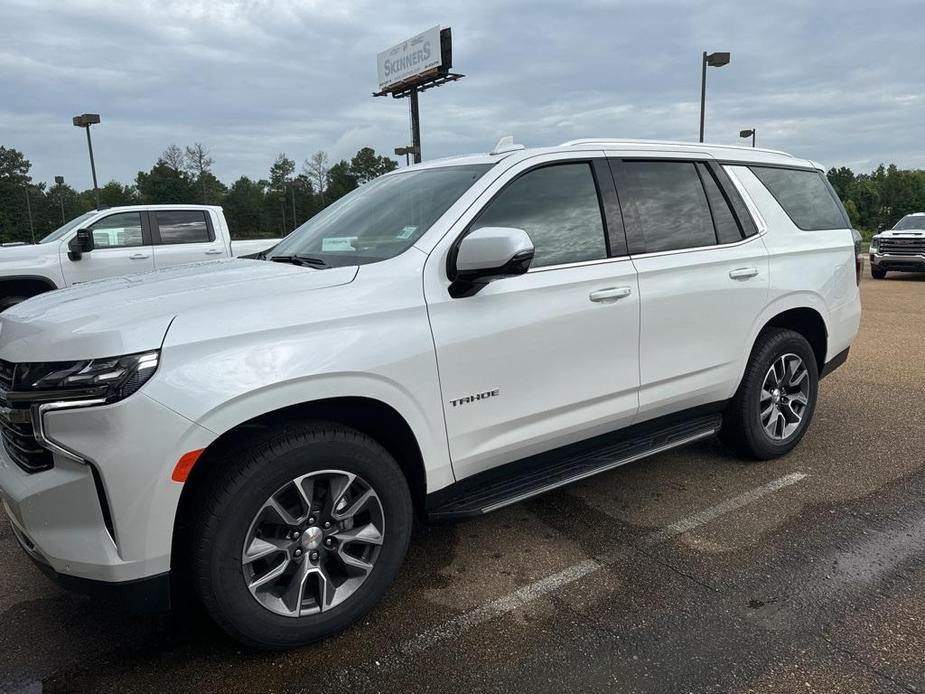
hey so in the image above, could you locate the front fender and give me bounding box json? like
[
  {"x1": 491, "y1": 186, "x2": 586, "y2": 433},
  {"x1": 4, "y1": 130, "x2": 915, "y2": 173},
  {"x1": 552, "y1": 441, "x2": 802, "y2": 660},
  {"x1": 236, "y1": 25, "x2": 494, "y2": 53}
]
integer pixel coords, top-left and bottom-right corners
[{"x1": 183, "y1": 371, "x2": 454, "y2": 492}]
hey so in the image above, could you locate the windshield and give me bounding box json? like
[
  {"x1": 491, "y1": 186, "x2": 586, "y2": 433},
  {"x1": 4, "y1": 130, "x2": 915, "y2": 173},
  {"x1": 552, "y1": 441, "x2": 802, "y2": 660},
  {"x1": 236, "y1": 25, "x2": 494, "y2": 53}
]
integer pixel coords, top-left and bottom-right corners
[
  {"x1": 39, "y1": 211, "x2": 97, "y2": 244},
  {"x1": 893, "y1": 215, "x2": 925, "y2": 231},
  {"x1": 267, "y1": 164, "x2": 492, "y2": 266}
]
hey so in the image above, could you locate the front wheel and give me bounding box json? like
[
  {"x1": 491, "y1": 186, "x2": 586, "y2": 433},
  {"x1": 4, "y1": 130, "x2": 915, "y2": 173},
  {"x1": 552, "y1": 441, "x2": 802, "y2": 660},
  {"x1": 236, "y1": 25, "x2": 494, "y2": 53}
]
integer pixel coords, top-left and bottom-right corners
[
  {"x1": 871, "y1": 267, "x2": 887, "y2": 279},
  {"x1": 190, "y1": 422, "x2": 413, "y2": 650},
  {"x1": 720, "y1": 328, "x2": 819, "y2": 460}
]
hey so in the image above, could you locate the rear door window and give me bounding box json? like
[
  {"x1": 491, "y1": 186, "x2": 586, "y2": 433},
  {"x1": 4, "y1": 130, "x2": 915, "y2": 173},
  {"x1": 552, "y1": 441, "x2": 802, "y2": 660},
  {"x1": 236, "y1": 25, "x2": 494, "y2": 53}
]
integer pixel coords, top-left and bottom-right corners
[
  {"x1": 749, "y1": 167, "x2": 848, "y2": 230},
  {"x1": 618, "y1": 161, "x2": 717, "y2": 253},
  {"x1": 153, "y1": 210, "x2": 213, "y2": 244},
  {"x1": 697, "y1": 163, "x2": 743, "y2": 244}
]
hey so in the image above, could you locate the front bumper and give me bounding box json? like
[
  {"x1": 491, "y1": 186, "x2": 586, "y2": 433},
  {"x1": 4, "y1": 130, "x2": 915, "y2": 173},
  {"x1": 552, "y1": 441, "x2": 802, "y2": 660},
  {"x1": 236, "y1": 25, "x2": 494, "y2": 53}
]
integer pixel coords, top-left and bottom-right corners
[
  {"x1": 12, "y1": 521, "x2": 171, "y2": 611},
  {"x1": 870, "y1": 252, "x2": 925, "y2": 272},
  {"x1": 0, "y1": 390, "x2": 215, "y2": 589}
]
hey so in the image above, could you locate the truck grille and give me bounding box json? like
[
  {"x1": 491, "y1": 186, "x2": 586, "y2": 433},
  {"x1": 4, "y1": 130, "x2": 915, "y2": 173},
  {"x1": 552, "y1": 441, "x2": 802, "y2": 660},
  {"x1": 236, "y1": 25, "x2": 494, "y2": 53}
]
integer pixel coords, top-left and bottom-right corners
[
  {"x1": 0, "y1": 359, "x2": 54, "y2": 474},
  {"x1": 0, "y1": 359, "x2": 14, "y2": 390},
  {"x1": 879, "y1": 237, "x2": 925, "y2": 256}
]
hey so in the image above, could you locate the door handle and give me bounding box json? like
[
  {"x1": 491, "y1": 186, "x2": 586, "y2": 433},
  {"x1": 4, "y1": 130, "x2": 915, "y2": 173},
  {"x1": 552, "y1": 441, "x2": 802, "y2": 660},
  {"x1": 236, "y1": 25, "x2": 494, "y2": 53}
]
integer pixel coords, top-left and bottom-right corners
[
  {"x1": 129, "y1": 253, "x2": 149, "y2": 260},
  {"x1": 204, "y1": 249, "x2": 223, "y2": 255},
  {"x1": 729, "y1": 267, "x2": 759, "y2": 280},
  {"x1": 589, "y1": 286, "x2": 632, "y2": 302}
]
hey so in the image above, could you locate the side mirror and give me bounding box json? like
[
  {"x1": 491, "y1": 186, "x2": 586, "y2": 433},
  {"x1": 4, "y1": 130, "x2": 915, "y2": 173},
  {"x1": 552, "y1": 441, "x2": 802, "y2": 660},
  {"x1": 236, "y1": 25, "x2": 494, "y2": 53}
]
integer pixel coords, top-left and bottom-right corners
[
  {"x1": 67, "y1": 228, "x2": 94, "y2": 261},
  {"x1": 449, "y1": 226, "x2": 535, "y2": 298}
]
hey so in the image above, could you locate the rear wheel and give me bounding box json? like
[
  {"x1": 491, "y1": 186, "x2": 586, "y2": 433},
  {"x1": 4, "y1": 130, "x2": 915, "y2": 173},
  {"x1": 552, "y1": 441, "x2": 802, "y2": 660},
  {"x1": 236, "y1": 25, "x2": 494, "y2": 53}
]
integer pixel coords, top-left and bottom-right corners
[
  {"x1": 871, "y1": 267, "x2": 887, "y2": 279},
  {"x1": 190, "y1": 422, "x2": 412, "y2": 650},
  {"x1": 720, "y1": 328, "x2": 819, "y2": 460}
]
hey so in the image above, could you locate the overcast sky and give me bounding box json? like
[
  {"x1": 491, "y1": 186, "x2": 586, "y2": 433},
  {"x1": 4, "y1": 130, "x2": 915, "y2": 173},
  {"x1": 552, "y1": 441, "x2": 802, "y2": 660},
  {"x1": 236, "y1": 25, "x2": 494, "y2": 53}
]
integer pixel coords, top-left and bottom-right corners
[{"x1": 2, "y1": 0, "x2": 923, "y2": 189}]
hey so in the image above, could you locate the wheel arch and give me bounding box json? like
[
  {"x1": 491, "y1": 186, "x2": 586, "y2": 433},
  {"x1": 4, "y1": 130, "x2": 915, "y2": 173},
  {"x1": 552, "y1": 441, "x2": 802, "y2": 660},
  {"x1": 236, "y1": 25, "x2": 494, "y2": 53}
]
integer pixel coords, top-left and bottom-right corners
[
  {"x1": 171, "y1": 396, "x2": 430, "y2": 575},
  {"x1": 0, "y1": 275, "x2": 57, "y2": 301},
  {"x1": 750, "y1": 299, "x2": 829, "y2": 375}
]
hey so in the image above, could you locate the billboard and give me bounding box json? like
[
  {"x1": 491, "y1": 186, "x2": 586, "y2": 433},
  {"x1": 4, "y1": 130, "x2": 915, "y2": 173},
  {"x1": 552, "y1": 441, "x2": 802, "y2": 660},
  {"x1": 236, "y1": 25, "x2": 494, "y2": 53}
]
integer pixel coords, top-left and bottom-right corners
[{"x1": 377, "y1": 26, "x2": 444, "y2": 92}]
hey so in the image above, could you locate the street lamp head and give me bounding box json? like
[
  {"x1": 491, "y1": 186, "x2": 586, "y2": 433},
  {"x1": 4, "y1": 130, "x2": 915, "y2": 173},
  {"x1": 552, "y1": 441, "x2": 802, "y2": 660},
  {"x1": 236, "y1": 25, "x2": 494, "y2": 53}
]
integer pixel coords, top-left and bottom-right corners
[
  {"x1": 705, "y1": 51, "x2": 731, "y2": 67},
  {"x1": 72, "y1": 113, "x2": 101, "y2": 127},
  {"x1": 739, "y1": 129, "x2": 755, "y2": 138},
  {"x1": 54, "y1": 176, "x2": 64, "y2": 185}
]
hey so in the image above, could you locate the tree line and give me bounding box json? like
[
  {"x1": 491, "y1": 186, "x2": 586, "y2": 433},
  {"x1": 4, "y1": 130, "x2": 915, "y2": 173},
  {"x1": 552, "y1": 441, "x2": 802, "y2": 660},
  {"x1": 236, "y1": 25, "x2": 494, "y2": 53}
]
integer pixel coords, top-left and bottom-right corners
[
  {"x1": 826, "y1": 164, "x2": 925, "y2": 239},
  {"x1": 2, "y1": 141, "x2": 923, "y2": 245},
  {"x1": 0, "y1": 143, "x2": 398, "y2": 244}
]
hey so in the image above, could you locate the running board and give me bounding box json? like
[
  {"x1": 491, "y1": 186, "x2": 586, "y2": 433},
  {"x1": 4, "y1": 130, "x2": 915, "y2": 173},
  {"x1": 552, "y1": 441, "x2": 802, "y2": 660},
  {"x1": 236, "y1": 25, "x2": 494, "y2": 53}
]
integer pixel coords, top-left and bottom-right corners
[{"x1": 426, "y1": 414, "x2": 722, "y2": 520}]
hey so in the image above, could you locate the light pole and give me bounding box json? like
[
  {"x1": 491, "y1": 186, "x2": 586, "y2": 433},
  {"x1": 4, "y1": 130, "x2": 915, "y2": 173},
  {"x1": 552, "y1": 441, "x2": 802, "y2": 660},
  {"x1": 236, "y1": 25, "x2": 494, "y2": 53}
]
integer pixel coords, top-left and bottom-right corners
[
  {"x1": 739, "y1": 129, "x2": 756, "y2": 147},
  {"x1": 72, "y1": 113, "x2": 101, "y2": 208},
  {"x1": 24, "y1": 186, "x2": 35, "y2": 243},
  {"x1": 290, "y1": 181, "x2": 297, "y2": 230},
  {"x1": 54, "y1": 175, "x2": 66, "y2": 223},
  {"x1": 699, "y1": 51, "x2": 730, "y2": 143},
  {"x1": 394, "y1": 145, "x2": 420, "y2": 167}
]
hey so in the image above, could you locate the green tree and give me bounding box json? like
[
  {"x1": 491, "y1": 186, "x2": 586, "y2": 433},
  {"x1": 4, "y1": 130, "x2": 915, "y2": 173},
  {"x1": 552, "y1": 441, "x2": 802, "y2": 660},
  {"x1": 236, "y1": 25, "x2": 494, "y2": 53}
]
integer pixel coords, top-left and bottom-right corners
[
  {"x1": 135, "y1": 146, "x2": 197, "y2": 203},
  {"x1": 326, "y1": 160, "x2": 357, "y2": 203},
  {"x1": 224, "y1": 176, "x2": 268, "y2": 238},
  {"x1": 267, "y1": 154, "x2": 296, "y2": 234},
  {"x1": 0, "y1": 146, "x2": 31, "y2": 184},
  {"x1": 349, "y1": 147, "x2": 398, "y2": 184},
  {"x1": 0, "y1": 146, "x2": 34, "y2": 243},
  {"x1": 98, "y1": 181, "x2": 138, "y2": 207}
]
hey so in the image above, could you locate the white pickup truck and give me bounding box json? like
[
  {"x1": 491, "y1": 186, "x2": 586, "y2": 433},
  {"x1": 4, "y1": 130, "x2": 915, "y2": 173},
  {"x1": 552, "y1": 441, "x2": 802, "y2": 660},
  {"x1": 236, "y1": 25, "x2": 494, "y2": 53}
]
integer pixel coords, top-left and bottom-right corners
[{"x1": 0, "y1": 205, "x2": 280, "y2": 310}]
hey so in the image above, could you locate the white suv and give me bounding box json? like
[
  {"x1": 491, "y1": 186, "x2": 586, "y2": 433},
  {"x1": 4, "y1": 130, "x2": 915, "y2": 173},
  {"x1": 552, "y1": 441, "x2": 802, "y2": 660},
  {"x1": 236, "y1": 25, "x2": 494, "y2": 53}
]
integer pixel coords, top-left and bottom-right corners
[{"x1": 0, "y1": 138, "x2": 861, "y2": 649}]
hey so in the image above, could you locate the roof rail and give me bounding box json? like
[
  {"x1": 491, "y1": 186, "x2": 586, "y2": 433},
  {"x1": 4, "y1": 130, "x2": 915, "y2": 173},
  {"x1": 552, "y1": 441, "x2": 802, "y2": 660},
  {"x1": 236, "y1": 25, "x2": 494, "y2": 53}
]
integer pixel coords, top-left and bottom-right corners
[{"x1": 559, "y1": 138, "x2": 793, "y2": 157}]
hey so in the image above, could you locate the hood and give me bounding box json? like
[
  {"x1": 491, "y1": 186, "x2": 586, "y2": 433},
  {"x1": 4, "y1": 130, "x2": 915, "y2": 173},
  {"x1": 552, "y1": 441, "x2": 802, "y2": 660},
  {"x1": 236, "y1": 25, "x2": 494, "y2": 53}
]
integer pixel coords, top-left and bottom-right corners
[
  {"x1": 0, "y1": 259, "x2": 357, "y2": 362},
  {"x1": 0, "y1": 243, "x2": 41, "y2": 254},
  {"x1": 874, "y1": 229, "x2": 925, "y2": 239}
]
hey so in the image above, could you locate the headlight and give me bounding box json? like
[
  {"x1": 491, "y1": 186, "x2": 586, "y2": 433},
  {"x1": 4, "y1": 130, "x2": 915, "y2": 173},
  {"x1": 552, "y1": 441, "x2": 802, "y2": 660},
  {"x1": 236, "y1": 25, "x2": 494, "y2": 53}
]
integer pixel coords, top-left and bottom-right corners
[
  {"x1": 13, "y1": 351, "x2": 160, "y2": 403},
  {"x1": 871, "y1": 237, "x2": 880, "y2": 252}
]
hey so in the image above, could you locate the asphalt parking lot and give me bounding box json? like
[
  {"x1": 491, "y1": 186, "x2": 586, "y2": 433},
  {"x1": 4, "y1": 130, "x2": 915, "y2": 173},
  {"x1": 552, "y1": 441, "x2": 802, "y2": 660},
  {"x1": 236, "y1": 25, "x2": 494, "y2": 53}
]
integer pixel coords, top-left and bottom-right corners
[{"x1": 2, "y1": 272, "x2": 924, "y2": 694}]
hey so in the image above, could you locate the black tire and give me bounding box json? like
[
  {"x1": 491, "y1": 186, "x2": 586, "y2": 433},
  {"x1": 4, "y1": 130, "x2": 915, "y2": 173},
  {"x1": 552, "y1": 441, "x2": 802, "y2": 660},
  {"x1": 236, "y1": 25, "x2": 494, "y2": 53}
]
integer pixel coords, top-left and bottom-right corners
[
  {"x1": 190, "y1": 421, "x2": 413, "y2": 650},
  {"x1": 720, "y1": 328, "x2": 819, "y2": 460},
  {"x1": 0, "y1": 296, "x2": 25, "y2": 312},
  {"x1": 871, "y1": 267, "x2": 887, "y2": 279}
]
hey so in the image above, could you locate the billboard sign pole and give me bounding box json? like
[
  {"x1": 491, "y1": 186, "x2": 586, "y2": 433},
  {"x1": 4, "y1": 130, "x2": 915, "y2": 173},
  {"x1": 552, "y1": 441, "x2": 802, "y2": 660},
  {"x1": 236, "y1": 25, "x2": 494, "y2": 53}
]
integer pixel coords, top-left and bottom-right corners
[{"x1": 374, "y1": 27, "x2": 463, "y2": 165}]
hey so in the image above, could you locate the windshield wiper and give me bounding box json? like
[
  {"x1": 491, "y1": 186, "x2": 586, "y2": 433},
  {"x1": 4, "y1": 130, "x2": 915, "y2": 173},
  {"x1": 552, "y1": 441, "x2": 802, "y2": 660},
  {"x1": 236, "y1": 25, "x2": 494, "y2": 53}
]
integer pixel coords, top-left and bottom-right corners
[{"x1": 269, "y1": 254, "x2": 328, "y2": 268}]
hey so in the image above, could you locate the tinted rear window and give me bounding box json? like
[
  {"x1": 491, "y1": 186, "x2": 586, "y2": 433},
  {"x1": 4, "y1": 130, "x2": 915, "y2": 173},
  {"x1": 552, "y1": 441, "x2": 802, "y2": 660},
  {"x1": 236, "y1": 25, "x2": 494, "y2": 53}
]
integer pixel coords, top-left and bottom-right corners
[
  {"x1": 620, "y1": 161, "x2": 716, "y2": 252},
  {"x1": 750, "y1": 167, "x2": 848, "y2": 230},
  {"x1": 154, "y1": 210, "x2": 212, "y2": 244},
  {"x1": 697, "y1": 163, "x2": 742, "y2": 245}
]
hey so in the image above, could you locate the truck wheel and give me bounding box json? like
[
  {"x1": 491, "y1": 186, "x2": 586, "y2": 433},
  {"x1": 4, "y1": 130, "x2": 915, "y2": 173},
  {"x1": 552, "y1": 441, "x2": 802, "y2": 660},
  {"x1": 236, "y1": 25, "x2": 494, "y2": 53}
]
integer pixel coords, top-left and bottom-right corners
[
  {"x1": 720, "y1": 328, "x2": 818, "y2": 460},
  {"x1": 0, "y1": 296, "x2": 25, "y2": 312},
  {"x1": 871, "y1": 267, "x2": 887, "y2": 279},
  {"x1": 190, "y1": 421, "x2": 413, "y2": 650}
]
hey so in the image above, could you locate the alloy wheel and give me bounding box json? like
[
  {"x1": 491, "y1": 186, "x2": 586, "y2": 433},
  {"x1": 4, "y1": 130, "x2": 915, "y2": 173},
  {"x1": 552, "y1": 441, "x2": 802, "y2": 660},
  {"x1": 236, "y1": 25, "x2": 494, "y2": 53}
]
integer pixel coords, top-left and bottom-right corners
[
  {"x1": 759, "y1": 353, "x2": 811, "y2": 441},
  {"x1": 241, "y1": 470, "x2": 385, "y2": 617}
]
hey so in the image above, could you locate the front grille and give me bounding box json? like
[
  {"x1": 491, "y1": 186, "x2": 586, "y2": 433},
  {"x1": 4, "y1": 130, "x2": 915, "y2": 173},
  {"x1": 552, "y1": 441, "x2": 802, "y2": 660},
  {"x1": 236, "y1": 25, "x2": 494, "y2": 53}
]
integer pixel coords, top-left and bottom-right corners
[
  {"x1": 879, "y1": 237, "x2": 925, "y2": 256},
  {"x1": 0, "y1": 406, "x2": 53, "y2": 473},
  {"x1": 0, "y1": 360, "x2": 54, "y2": 473}
]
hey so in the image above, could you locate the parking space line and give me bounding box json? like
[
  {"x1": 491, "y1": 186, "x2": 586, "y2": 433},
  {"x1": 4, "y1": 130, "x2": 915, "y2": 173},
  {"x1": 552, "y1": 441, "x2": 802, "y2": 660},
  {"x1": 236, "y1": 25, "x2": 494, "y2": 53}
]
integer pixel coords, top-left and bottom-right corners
[
  {"x1": 645, "y1": 471, "x2": 808, "y2": 545},
  {"x1": 397, "y1": 559, "x2": 602, "y2": 656},
  {"x1": 373, "y1": 471, "x2": 809, "y2": 666}
]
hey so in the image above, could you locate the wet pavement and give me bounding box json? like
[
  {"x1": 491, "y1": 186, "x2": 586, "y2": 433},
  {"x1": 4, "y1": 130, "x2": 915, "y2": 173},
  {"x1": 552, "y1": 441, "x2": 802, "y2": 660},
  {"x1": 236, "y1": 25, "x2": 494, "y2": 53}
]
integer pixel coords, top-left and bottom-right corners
[{"x1": 2, "y1": 272, "x2": 924, "y2": 693}]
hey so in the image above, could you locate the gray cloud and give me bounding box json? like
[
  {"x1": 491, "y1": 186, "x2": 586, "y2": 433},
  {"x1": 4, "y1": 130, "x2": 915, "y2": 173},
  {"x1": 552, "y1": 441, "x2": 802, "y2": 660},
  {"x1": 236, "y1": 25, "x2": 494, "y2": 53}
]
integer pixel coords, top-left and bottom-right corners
[{"x1": 1, "y1": 0, "x2": 922, "y2": 189}]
